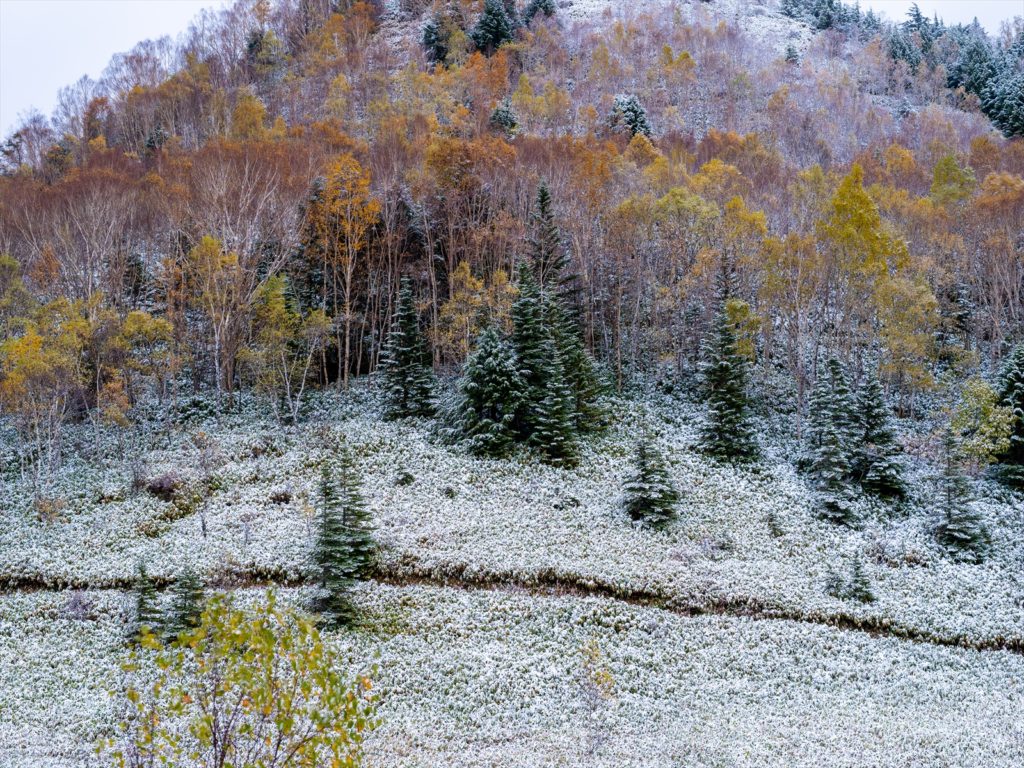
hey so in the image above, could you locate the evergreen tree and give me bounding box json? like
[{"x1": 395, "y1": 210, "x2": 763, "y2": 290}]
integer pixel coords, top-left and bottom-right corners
[
  {"x1": 314, "y1": 454, "x2": 376, "y2": 627},
  {"x1": 524, "y1": 0, "x2": 556, "y2": 25},
  {"x1": 622, "y1": 438, "x2": 679, "y2": 530},
  {"x1": 934, "y1": 432, "x2": 989, "y2": 561},
  {"x1": 813, "y1": 424, "x2": 859, "y2": 525},
  {"x1": 527, "y1": 182, "x2": 566, "y2": 290},
  {"x1": 380, "y1": 276, "x2": 435, "y2": 420},
  {"x1": 471, "y1": 0, "x2": 514, "y2": 55},
  {"x1": 847, "y1": 558, "x2": 875, "y2": 603},
  {"x1": 454, "y1": 327, "x2": 526, "y2": 457},
  {"x1": 489, "y1": 99, "x2": 518, "y2": 136},
  {"x1": 165, "y1": 569, "x2": 203, "y2": 643},
  {"x1": 998, "y1": 344, "x2": 1024, "y2": 463},
  {"x1": 807, "y1": 357, "x2": 858, "y2": 452},
  {"x1": 526, "y1": 183, "x2": 602, "y2": 431},
  {"x1": 529, "y1": 342, "x2": 578, "y2": 466},
  {"x1": 700, "y1": 262, "x2": 759, "y2": 463},
  {"x1": 133, "y1": 563, "x2": 160, "y2": 643},
  {"x1": 511, "y1": 263, "x2": 553, "y2": 434},
  {"x1": 608, "y1": 94, "x2": 652, "y2": 137},
  {"x1": 785, "y1": 44, "x2": 800, "y2": 63},
  {"x1": 854, "y1": 368, "x2": 907, "y2": 499},
  {"x1": 422, "y1": 16, "x2": 449, "y2": 65}
]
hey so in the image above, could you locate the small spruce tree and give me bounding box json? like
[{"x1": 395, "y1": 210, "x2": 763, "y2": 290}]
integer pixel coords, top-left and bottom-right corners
[
  {"x1": 813, "y1": 424, "x2": 859, "y2": 525},
  {"x1": 608, "y1": 94, "x2": 652, "y2": 137},
  {"x1": 847, "y1": 558, "x2": 875, "y2": 603},
  {"x1": 471, "y1": 0, "x2": 514, "y2": 55},
  {"x1": 380, "y1": 276, "x2": 435, "y2": 420},
  {"x1": 164, "y1": 569, "x2": 203, "y2": 643},
  {"x1": 489, "y1": 99, "x2": 518, "y2": 136},
  {"x1": 314, "y1": 453, "x2": 376, "y2": 627},
  {"x1": 622, "y1": 438, "x2": 679, "y2": 529},
  {"x1": 524, "y1": 0, "x2": 557, "y2": 25},
  {"x1": 854, "y1": 368, "x2": 907, "y2": 499},
  {"x1": 133, "y1": 563, "x2": 160, "y2": 643},
  {"x1": 700, "y1": 261, "x2": 759, "y2": 462},
  {"x1": 934, "y1": 431, "x2": 989, "y2": 562},
  {"x1": 454, "y1": 327, "x2": 526, "y2": 458}
]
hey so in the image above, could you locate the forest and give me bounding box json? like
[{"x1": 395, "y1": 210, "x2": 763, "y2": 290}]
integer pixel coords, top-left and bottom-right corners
[{"x1": 0, "y1": 0, "x2": 1023, "y2": 766}]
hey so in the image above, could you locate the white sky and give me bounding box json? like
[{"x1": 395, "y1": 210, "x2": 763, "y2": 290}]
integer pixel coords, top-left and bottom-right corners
[
  {"x1": 0, "y1": 0, "x2": 1021, "y2": 138},
  {"x1": 0, "y1": 0, "x2": 225, "y2": 136},
  {"x1": 859, "y1": 0, "x2": 1023, "y2": 32}
]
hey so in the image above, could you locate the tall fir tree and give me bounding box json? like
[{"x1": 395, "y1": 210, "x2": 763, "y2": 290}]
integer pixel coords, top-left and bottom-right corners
[
  {"x1": 854, "y1": 368, "x2": 907, "y2": 499},
  {"x1": 525, "y1": 183, "x2": 602, "y2": 431},
  {"x1": 996, "y1": 344, "x2": 1024, "y2": 483},
  {"x1": 380, "y1": 276, "x2": 435, "y2": 420},
  {"x1": 934, "y1": 431, "x2": 989, "y2": 562},
  {"x1": 622, "y1": 438, "x2": 679, "y2": 529},
  {"x1": 471, "y1": 0, "x2": 514, "y2": 55},
  {"x1": 133, "y1": 563, "x2": 160, "y2": 643},
  {"x1": 807, "y1": 357, "x2": 858, "y2": 452},
  {"x1": 529, "y1": 342, "x2": 578, "y2": 467},
  {"x1": 314, "y1": 453, "x2": 376, "y2": 627},
  {"x1": 511, "y1": 262, "x2": 554, "y2": 435},
  {"x1": 164, "y1": 569, "x2": 203, "y2": 643},
  {"x1": 700, "y1": 261, "x2": 759, "y2": 462},
  {"x1": 454, "y1": 327, "x2": 526, "y2": 458},
  {"x1": 527, "y1": 182, "x2": 567, "y2": 291}
]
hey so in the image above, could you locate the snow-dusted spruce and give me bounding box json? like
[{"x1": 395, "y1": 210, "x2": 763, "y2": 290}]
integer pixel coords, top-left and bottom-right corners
[
  {"x1": 528, "y1": 343, "x2": 579, "y2": 467},
  {"x1": 527, "y1": 182, "x2": 602, "y2": 431},
  {"x1": 452, "y1": 327, "x2": 526, "y2": 458},
  {"x1": 622, "y1": 438, "x2": 679, "y2": 529},
  {"x1": 132, "y1": 563, "x2": 160, "y2": 643},
  {"x1": 853, "y1": 366, "x2": 907, "y2": 500},
  {"x1": 314, "y1": 451, "x2": 376, "y2": 627},
  {"x1": 164, "y1": 569, "x2": 203, "y2": 643},
  {"x1": 608, "y1": 94, "x2": 652, "y2": 137},
  {"x1": 996, "y1": 343, "x2": 1024, "y2": 485},
  {"x1": 523, "y1": 0, "x2": 556, "y2": 26},
  {"x1": 807, "y1": 357, "x2": 859, "y2": 523},
  {"x1": 379, "y1": 276, "x2": 435, "y2": 421},
  {"x1": 471, "y1": 0, "x2": 515, "y2": 55},
  {"x1": 700, "y1": 261, "x2": 759, "y2": 463},
  {"x1": 935, "y1": 431, "x2": 989, "y2": 562}
]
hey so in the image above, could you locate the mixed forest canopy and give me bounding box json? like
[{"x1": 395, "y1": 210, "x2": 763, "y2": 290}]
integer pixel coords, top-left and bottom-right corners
[{"x1": 0, "y1": 0, "x2": 1022, "y2": 487}]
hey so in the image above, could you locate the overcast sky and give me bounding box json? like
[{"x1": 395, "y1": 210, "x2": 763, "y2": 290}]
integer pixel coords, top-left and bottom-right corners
[{"x1": 1, "y1": 0, "x2": 1022, "y2": 138}]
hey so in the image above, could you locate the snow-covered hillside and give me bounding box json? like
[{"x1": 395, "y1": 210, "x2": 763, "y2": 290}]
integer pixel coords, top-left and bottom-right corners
[{"x1": 1, "y1": 385, "x2": 1023, "y2": 764}]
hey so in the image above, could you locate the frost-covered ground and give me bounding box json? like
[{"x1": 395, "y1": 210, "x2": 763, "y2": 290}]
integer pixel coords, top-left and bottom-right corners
[
  {"x1": 2, "y1": 386, "x2": 1022, "y2": 648},
  {"x1": 3, "y1": 584, "x2": 1023, "y2": 768}
]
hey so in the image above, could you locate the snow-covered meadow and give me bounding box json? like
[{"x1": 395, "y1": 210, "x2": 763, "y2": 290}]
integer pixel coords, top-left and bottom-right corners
[
  {"x1": 2, "y1": 387, "x2": 1022, "y2": 648},
  {"x1": 2, "y1": 385, "x2": 1023, "y2": 765},
  {"x1": 3, "y1": 583, "x2": 1024, "y2": 768}
]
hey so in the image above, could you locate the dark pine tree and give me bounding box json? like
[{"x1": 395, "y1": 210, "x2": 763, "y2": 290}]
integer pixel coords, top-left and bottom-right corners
[
  {"x1": 133, "y1": 563, "x2": 160, "y2": 643},
  {"x1": 380, "y1": 276, "x2": 435, "y2": 420},
  {"x1": 996, "y1": 344, "x2": 1024, "y2": 485},
  {"x1": 164, "y1": 569, "x2": 203, "y2": 643},
  {"x1": 471, "y1": 0, "x2": 514, "y2": 55},
  {"x1": 529, "y1": 342, "x2": 578, "y2": 467},
  {"x1": 526, "y1": 183, "x2": 602, "y2": 431},
  {"x1": 511, "y1": 263, "x2": 554, "y2": 435},
  {"x1": 527, "y1": 182, "x2": 567, "y2": 290},
  {"x1": 524, "y1": 0, "x2": 556, "y2": 25},
  {"x1": 700, "y1": 262, "x2": 759, "y2": 463},
  {"x1": 934, "y1": 432, "x2": 989, "y2": 562},
  {"x1": 454, "y1": 327, "x2": 526, "y2": 458},
  {"x1": 854, "y1": 368, "x2": 907, "y2": 500},
  {"x1": 813, "y1": 424, "x2": 859, "y2": 525},
  {"x1": 622, "y1": 438, "x2": 679, "y2": 530},
  {"x1": 314, "y1": 453, "x2": 376, "y2": 627},
  {"x1": 609, "y1": 94, "x2": 652, "y2": 137}
]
